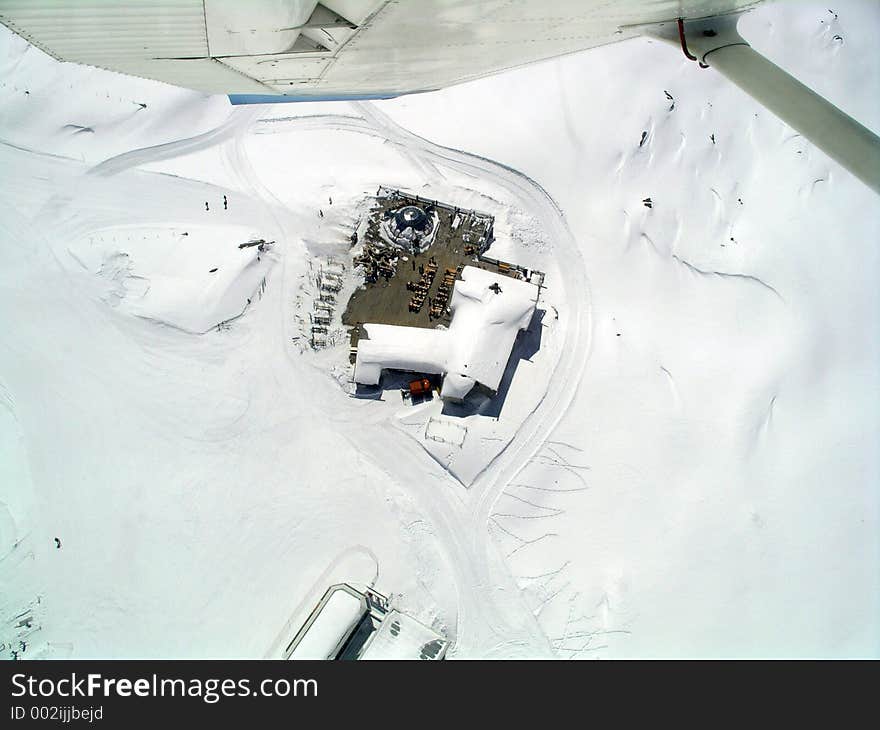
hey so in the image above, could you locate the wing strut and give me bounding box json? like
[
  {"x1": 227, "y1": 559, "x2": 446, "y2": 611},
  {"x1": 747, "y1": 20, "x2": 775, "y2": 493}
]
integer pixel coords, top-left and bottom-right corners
[
  {"x1": 651, "y1": 15, "x2": 880, "y2": 194},
  {"x1": 676, "y1": 18, "x2": 708, "y2": 68}
]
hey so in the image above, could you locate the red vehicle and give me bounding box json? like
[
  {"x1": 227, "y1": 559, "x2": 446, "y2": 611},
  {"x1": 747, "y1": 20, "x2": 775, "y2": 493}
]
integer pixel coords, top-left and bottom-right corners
[{"x1": 407, "y1": 377, "x2": 432, "y2": 398}]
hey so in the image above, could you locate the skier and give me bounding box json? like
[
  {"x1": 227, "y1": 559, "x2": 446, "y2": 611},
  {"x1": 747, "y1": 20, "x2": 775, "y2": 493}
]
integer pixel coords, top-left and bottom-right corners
[{"x1": 223, "y1": 195, "x2": 228, "y2": 210}]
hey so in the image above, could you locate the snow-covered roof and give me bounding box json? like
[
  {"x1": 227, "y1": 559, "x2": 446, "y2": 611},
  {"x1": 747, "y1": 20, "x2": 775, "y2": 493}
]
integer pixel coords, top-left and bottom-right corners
[
  {"x1": 288, "y1": 586, "x2": 366, "y2": 660},
  {"x1": 445, "y1": 267, "x2": 537, "y2": 391},
  {"x1": 354, "y1": 266, "x2": 537, "y2": 399},
  {"x1": 360, "y1": 610, "x2": 449, "y2": 660},
  {"x1": 353, "y1": 324, "x2": 450, "y2": 387}
]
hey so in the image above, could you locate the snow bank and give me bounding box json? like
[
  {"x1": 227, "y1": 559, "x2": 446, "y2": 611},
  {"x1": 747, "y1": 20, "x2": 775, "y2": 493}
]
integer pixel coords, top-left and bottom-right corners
[{"x1": 68, "y1": 224, "x2": 276, "y2": 333}]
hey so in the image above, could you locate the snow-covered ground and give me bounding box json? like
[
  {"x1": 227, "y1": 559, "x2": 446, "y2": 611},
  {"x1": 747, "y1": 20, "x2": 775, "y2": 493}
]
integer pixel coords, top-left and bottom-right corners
[{"x1": 1, "y1": 0, "x2": 878, "y2": 659}]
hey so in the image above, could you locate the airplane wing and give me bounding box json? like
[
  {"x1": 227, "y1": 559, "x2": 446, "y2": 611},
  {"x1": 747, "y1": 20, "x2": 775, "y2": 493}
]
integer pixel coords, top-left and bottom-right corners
[
  {"x1": 0, "y1": 0, "x2": 760, "y2": 98},
  {"x1": 4, "y1": 0, "x2": 877, "y2": 194}
]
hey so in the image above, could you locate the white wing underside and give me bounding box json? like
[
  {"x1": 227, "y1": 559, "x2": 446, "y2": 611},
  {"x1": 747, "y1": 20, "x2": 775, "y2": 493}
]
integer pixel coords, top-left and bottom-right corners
[{"x1": 0, "y1": 0, "x2": 760, "y2": 97}]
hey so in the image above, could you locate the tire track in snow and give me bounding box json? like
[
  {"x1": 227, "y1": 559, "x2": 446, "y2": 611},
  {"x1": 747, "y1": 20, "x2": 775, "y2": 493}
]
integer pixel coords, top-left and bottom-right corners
[
  {"x1": 249, "y1": 108, "x2": 564, "y2": 654},
  {"x1": 81, "y1": 105, "x2": 592, "y2": 657},
  {"x1": 222, "y1": 112, "x2": 531, "y2": 654},
  {"x1": 87, "y1": 108, "x2": 242, "y2": 177},
  {"x1": 355, "y1": 103, "x2": 590, "y2": 646},
  {"x1": 350, "y1": 102, "x2": 593, "y2": 654},
  {"x1": 246, "y1": 104, "x2": 593, "y2": 655}
]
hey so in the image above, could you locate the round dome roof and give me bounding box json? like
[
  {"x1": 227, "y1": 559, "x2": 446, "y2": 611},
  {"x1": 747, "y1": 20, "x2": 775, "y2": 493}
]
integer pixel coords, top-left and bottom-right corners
[{"x1": 394, "y1": 205, "x2": 428, "y2": 231}]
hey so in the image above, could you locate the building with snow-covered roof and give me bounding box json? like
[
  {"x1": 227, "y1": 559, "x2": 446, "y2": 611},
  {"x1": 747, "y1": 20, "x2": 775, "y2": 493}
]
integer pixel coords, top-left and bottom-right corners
[
  {"x1": 286, "y1": 584, "x2": 368, "y2": 660},
  {"x1": 360, "y1": 610, "x2": 449, "y2": 660},
  {"x1": 354, "y1": 266, "x2": 538, "y2": 402},
  {"x1": 286, "y1": 583, "x2": 448, "y2": 661}
]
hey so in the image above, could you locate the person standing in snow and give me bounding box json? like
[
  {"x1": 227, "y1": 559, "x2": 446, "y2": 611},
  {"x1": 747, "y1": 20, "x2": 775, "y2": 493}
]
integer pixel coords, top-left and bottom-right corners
[
  {"x1": 205, "y1": 201, "x2": 209, "y2": 211},
  {"x1": 223, "y1": 195, "x2": 228, "y2": 210}
]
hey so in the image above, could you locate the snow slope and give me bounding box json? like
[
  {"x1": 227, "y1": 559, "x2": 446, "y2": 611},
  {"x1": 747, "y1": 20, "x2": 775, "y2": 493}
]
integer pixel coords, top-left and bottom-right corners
[
  {"x1": 379, "y1": 0, "x2": 880, "y2": 656},
  {"x1": 0, "y1": 33, "x2": 459, "y2": 658},
  {"x1": 1, "y1": 0, "x2": 877, "y2": 659}
]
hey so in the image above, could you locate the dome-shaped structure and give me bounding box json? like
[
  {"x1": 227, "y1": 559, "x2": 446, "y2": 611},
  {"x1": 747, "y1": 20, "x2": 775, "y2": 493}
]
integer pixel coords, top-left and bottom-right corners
[
  {"x1": 394, "y1": 205, "x2": 428, "y2": 231},
  {"x1": 385, "y1": 203, "x2": 435, "y2": 251}
]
